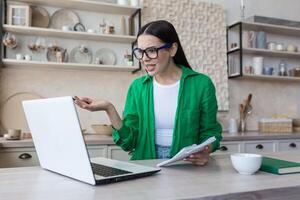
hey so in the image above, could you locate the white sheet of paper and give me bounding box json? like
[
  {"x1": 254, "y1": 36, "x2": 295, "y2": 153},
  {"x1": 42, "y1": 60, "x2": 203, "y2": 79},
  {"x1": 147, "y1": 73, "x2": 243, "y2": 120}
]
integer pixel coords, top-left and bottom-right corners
[{"x1": 157, "y1": 137, "x2": 216, "y2": 167}]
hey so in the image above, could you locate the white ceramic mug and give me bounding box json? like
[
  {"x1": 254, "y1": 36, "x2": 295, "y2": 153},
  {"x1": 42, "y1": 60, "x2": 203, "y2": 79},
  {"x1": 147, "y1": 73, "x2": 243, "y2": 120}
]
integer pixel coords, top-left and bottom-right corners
[
  {"x1": 87, "y1": 29, "x2": 96, "y2": 33},
  {"x1": 275, "y1": 43, "x2": 284, "y2": 51},
  {"x1": 62, "y1": 25, "x2": 71, "y2": 31},
  {"x1": 130, "y1": 0, "x2": 139, "y2": 7},
  {"x1": 16, "y1": 53, "x2": 23, "y2": 60},
  {"x1": 24, "y1": 54, "x2": 31, "y2": 61},
  {"x1": 117, "y1": 0, "x2": 128, "y2": 5},
  {"x1": 267, "y1": 42, "x2": 276, "y2": 51}
]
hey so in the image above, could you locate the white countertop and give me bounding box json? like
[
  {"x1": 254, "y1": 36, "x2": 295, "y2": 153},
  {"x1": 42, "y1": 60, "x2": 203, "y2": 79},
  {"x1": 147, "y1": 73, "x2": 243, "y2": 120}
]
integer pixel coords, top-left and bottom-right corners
[
  {"x1": 1, "y1": 151, "x2": 300, "y2": 199},
  {"x1": 0, "y1": 134, "x2": 115, "y2": 148}
]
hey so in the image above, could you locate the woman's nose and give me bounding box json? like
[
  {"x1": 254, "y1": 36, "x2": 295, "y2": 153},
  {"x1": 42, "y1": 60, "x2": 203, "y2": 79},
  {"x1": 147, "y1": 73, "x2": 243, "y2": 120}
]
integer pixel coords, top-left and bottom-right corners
[{"x1": 141, "y1": 53, "x2": 150, "y2": 62}]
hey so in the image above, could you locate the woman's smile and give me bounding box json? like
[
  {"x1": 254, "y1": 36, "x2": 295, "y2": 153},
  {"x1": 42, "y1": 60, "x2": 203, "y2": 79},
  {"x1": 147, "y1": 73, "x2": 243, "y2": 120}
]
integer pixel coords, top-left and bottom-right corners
[{"x1": 145, "y1": 63, "x2": 156, "y2": 72}]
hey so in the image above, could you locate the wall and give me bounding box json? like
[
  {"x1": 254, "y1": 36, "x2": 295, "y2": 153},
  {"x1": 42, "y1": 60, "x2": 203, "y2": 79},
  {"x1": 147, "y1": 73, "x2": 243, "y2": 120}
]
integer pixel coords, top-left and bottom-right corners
[
  {"x1": 198, "y1": 0, "x2": 300, "y2": 130},
  {"x1": 197, "y1": 0, "x2": 300, "y2": 25},
  {"x1": 0, "y1": 4, "x2": 139, "y2": 133},
  {"x1": 1, "y1": 0, "x2": 300, "y2": 133},
  {"x1": 142, "y1": 0, "x2": 229, "y2": 110}
]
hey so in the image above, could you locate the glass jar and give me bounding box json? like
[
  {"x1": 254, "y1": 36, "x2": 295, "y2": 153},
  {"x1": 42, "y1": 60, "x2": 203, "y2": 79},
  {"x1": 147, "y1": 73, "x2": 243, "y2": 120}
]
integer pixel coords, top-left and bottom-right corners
[{"x1": 278, "y1": 60, "x2": 288, "y2": 76}]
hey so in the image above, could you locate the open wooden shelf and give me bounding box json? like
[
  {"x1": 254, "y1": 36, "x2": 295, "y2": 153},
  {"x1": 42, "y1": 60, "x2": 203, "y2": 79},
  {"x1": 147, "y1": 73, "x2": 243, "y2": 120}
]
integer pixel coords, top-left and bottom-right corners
[
  {"x1": 241, "y1": 74, "x2": 300, "y2": 81},
  {"x1": 4, "y1": 25, "x2": 136, "y2": 43},
  {"x1": 2, "y1": 59, "x2": 139, "y2": 72},
  {"x1": 242, "y1": 22, "x2": 300, "y2": 37},
  {"x1": 243, "y1": 48, "x2": 300, "y2": 59},
  {"x1": 10, "y1": 0, "x2": 141, "y2": 15},
  {"x1": 228, "y1": 47, "x2": 300, "y2": 59}
]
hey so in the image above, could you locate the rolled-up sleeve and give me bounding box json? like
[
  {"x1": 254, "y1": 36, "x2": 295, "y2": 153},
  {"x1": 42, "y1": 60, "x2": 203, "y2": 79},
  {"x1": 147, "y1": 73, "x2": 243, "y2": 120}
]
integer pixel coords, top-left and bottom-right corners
[
  {"x1": 198, "y1": 78, "x2": 222, "y2": 152},
  {"x1": 112, "y1": 84, "x2": 139, "y2": 152}
]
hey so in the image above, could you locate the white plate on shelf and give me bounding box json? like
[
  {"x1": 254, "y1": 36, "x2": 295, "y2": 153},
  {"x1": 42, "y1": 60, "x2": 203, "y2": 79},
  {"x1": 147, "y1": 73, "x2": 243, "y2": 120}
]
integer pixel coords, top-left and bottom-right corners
[
  {"x1": 0, "y1": 92, "x2": 43, "y2": 133},
  {"x1": 49, "y1": 9, "x2": 80, "y2": 30},
  {"x1": 70, "y1": 46, "x2": 93, "y2": 64},
  {"x1": 94, "y1": 48, "x2": 117, "y2": 65}
]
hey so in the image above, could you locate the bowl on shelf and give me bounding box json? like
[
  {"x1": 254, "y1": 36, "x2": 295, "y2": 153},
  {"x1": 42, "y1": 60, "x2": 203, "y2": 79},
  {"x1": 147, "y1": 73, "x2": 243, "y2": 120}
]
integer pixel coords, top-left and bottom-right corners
[
  {"x1": 230, "y1": 153, "x2": 262, "y2": 175},
  {"x1": 91, "y1": 124, "x2": 113, "y2": 135}
]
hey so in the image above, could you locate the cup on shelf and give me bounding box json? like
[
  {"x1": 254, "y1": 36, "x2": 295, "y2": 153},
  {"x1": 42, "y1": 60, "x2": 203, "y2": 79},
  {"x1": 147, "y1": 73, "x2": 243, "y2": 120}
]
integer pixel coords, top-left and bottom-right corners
[
  {"x1": 62, "y1": 25, "x2": 71, "y2": 31},
  {"x1": 275, "y1": 43, "x2": 285, "y2": 51},
  {"x1": 244, "y1": 65, "x2": 254, "y2": 74},
  {"x1": 262, "y1": 66, "x2": 274, "y2": 75},
  {"x1": 24, "y1": 54, "x2": 31, "y2": 61},
  {"x1": 94, "y1": 57, "x2": 102, "y2": 65},
  {"x1": 267, "y1": 42, "x2": 276, "y2": 51},
  {"x1": 87, "y1": 29, "x2": 96, "y2": 34},
  {"x1": 130, "y1": 0, "x2": 139, "y2": 7},
  {"x1": 16, "y1": 53, "x2": 23, "y2": 60},
  {"x1": 117, "y1": 0, "x2": 129, "y2": 6},
  {"x1": 286, "y1": 44, "x2": 297, "y2": 52}
]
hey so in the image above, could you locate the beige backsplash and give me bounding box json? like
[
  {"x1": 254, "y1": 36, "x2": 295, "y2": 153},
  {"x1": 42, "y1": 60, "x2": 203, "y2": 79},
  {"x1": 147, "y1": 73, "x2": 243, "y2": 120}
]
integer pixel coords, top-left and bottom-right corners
[
  {"x1": 0, "y1": 67, "x2": 139, "y2": 133},
  {"x1": 218, "y1": 78, "x2": 300, "y2": 131},
  {"x1": 1, "y1": 68, "x2": 299, "y2": 133}
]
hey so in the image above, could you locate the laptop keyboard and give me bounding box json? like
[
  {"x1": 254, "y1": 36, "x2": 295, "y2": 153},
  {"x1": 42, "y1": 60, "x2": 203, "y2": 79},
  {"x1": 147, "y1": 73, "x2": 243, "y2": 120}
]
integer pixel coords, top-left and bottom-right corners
[{"x1": 91, "y1": 163, "x2": 132, "y2": 177}]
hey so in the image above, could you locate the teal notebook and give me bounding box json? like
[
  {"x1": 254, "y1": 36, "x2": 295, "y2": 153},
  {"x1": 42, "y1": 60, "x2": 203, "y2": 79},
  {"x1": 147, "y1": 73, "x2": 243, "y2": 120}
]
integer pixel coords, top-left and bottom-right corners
[{"x1": 260, "y1": 156, "x2": 300, "y2": 175}]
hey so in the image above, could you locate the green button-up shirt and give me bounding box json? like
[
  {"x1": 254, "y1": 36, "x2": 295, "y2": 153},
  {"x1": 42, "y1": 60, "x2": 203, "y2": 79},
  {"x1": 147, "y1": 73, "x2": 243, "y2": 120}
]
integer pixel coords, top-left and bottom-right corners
[{"x1": 112, "y1": 65, "x2": 222, "y2": 160}]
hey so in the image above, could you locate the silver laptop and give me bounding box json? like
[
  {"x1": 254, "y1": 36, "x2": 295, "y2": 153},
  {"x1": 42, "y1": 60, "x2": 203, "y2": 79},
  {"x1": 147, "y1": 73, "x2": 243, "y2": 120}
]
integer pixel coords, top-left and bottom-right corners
[{"x1": 22, "y1": 96, "x2": 160, "y2": 185}]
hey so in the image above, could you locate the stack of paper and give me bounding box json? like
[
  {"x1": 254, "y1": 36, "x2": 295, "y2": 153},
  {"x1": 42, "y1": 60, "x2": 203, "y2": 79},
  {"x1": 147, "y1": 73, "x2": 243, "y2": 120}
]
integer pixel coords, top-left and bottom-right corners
[{"x1": 157, "y1": 137, "x2": 216, "y2": 167}]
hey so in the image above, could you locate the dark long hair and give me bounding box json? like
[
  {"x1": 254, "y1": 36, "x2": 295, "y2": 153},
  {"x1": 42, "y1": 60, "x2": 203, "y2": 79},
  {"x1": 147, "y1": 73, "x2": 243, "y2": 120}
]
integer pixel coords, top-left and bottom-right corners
[{"x1": 137, "y1": 20, "x2": 192, "y2": 69}]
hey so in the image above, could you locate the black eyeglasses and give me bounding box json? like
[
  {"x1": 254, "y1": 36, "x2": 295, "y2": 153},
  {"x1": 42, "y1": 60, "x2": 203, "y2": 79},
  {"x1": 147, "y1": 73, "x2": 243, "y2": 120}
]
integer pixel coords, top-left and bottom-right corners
[{"x1": 132, "y1": 43, "x2": 172, "y2": 60}]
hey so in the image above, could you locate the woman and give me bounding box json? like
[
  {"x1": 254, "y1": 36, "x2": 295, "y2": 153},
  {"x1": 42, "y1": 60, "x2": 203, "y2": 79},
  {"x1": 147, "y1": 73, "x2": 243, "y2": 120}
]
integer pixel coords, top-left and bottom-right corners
[{"x1": 75, "y1": 20, "x2": 222, "y2": 165}]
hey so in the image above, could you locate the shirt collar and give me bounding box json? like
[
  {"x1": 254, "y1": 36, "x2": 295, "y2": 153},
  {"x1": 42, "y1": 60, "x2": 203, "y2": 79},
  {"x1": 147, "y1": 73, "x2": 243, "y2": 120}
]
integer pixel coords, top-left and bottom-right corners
[{"x1": 142, "y1": 65, "x2": 198, "y2": 84}]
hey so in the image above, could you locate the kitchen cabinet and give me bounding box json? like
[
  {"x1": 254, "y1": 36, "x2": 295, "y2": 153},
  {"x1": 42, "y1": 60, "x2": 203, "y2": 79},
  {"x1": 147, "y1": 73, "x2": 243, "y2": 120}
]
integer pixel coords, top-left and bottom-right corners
[
  {"x1": 277, "y1": 139, "x2": 300, "y2": 151},
  {"x1": 107, "y1": 146, "x2": 131, "y2": 161},
  {"x1": 0, "y1": 0, "x2": 141, "y2": 72},
  {"x1": 0, "y1": 147, "x2": 39, "y2": 168},
  {"x1": 0, "y1": 144, "x2": 131, "y2": 168},
  {"x1": 217, "y1": 141, "x2": 242, "y2": 154},
  {"x1": 244, "y1": 140, "x2": 275, "y2": 153},
  {"x1": 87, "y1": 145, "x2": 108, "y2": 158},
  {"x1": 227, "y1": 21, "x2": 300, "y2": 81},
  {"x1": 215, "y1": 139, "x2": 300, "y2": 154}
]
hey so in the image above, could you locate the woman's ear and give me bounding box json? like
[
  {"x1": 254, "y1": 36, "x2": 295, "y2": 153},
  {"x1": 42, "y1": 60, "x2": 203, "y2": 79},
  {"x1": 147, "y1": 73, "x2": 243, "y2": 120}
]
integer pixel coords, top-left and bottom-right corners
[{"x1": 169, "y1": 43, "x2": 178, "y2": 57}]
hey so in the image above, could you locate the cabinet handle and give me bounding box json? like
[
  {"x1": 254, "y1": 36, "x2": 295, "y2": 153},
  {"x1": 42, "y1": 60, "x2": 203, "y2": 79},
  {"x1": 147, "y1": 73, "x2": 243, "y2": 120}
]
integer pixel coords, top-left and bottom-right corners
[
  {"x1": 19, "y1": 153, "x2": 32, "y2": 160},
  {"x1": 220, "y1": 146, "x2": 228, "y2": 151},
  {"x1": 289, "y1": 143, "x2": 297, "y2": 148},
  {"x1": 256, "y1": 144, "x2": 264, "y2": 149}
]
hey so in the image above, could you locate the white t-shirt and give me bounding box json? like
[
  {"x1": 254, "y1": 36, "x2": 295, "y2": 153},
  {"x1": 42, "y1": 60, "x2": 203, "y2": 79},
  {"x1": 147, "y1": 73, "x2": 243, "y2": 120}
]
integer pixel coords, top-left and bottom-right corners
[{"x1": 153, "y1": 78, "x2": 180, "y2": 146}]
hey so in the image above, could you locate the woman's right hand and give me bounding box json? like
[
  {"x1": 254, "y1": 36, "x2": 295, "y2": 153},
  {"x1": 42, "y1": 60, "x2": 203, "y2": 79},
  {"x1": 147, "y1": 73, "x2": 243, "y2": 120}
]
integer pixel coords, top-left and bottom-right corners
[{"x1": 73, "y1": 96, "x2": 112, "y2": 112}]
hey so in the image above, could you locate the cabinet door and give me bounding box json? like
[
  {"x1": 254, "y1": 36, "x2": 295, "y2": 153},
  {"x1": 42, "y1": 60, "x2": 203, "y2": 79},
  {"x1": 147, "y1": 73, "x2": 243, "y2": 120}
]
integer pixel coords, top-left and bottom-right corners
[
  {"x1": 214, "y1": 141, "x2": 242, "y2": 154},
  {"x1": 0, "y1": 148, "x2": 39, "y2": 168},
  {"x1": 87, "y1": 145, "x2": 107, "y2": 158},
  {"x1": 244, "y1": 141, "x2": 275, "y2": 153},
  {"x1": 107, "y1": 146, "x2": 131, "y2": 161},
  {"x1": 278, "y1": 140, "x2": 300, "y2": 152}
]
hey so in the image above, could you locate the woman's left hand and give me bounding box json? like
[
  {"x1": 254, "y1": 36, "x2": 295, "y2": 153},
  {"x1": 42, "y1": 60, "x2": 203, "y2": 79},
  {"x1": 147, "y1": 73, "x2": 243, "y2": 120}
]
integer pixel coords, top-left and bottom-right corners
[{"x1": 184, "y1": 145, "x2": 212, "y2": 166}]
